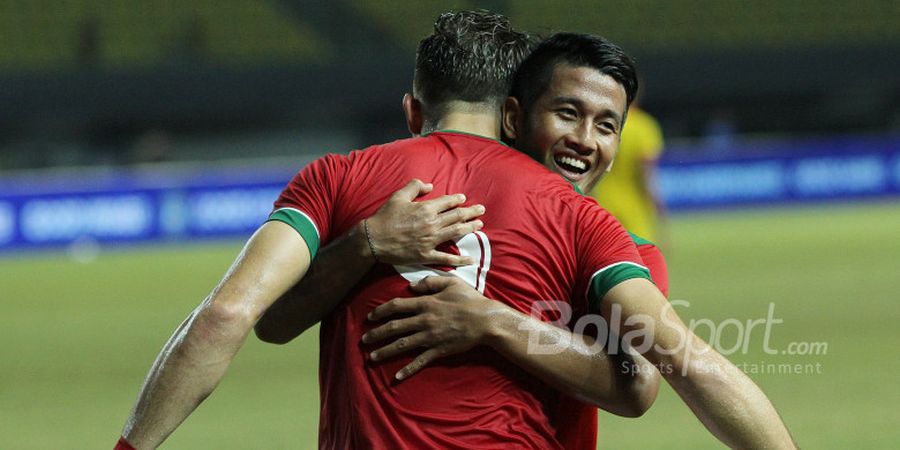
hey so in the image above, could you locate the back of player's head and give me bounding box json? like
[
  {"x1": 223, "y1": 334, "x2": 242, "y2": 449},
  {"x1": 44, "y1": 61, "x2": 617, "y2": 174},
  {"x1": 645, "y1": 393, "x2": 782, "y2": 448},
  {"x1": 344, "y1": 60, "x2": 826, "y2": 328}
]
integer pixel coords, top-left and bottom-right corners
[
  {"x1": 511, "y1": 33, "x2": 638, "y2": 115},
  {"x1": 414, "y1": 10, "x2": 533, "y2": 119}
]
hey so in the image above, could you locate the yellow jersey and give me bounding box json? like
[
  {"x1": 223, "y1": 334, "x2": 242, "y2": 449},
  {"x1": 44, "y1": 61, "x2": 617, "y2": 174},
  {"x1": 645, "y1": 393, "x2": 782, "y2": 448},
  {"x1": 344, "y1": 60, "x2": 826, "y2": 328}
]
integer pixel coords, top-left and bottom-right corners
[{"x1": 592, "y1": 107, "x2": 663, "y2": 242}]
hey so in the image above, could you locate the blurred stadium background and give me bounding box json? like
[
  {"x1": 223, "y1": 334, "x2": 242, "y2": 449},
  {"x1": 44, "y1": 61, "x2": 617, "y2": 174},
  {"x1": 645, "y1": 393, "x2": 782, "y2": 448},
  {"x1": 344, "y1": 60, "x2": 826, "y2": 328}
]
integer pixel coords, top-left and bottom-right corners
[{"x1": 1, "y1": 0, "x2": 898, "y2": 448}]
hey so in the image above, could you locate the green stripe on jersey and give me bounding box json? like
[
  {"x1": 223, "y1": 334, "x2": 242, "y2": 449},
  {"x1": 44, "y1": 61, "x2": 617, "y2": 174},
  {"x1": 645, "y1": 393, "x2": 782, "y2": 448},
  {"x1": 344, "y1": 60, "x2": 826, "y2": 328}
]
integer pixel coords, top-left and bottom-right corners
[
  {"x1": 587, "y1": 262, "x2": 652, "y2": 312},
  {"x1": 266, "y1": 208, "x2": 320, "y2": 258},
  {"x1": 628, "y1": 231, "x2": 655, "y2": 247}
]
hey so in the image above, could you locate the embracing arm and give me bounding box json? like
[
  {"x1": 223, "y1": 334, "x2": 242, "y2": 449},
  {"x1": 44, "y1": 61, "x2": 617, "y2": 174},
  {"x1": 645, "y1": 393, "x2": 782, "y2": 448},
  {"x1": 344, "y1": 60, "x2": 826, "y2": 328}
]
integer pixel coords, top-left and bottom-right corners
[
  {"x1": 363, "y1": 276, "x2": 661, "y2": 417},
  {"x1": 601, "y1": 278, "x2": 796, "y2": 448},
  {"x1": 475, "y1": 297, "x2": 660, "y2": 417},
  {"x1": 254, "y1": 179, "x2": 485, "y2": 344},
  {"x1": 253, "y1": 223, "x2": 373, "y2": 343},
  {"x1": 120, "y1": 221, "x2": 311, "y2": 449}
]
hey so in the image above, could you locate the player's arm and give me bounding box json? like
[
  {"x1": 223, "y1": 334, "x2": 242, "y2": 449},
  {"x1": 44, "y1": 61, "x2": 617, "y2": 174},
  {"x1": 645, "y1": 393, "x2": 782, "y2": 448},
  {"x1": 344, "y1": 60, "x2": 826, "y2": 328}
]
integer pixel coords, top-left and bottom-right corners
[
  {"x1": 119, "y1": 221, "x2": 311, "y2": 449},
  {"x1": 254, "y1": 179, "x2": 485, "y2": 344},
  {"x1": 363, "y1": 276, "x2": 661, "y2": 417},
  {"x1": 601, "y1": 278, "x2": 797, "y2": 449}
]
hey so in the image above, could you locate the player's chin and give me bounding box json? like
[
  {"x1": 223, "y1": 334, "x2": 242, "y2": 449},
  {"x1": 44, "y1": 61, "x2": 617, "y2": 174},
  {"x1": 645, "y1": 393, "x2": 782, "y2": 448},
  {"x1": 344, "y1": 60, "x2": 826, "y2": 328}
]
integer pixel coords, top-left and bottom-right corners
[
  {"x1": 557, "y1": 167, "x2": 596, "y2": 191},
  {"x1": 581, "y1": 170, "x2": 605, "y2": 191}
]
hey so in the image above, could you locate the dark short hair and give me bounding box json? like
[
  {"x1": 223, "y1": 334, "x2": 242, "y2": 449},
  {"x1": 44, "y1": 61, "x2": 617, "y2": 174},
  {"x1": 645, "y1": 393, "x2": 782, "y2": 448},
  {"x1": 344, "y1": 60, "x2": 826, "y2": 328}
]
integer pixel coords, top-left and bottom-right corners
[
  {"x1": 414, "y1": 10, "x2": 533, "y2": 117},
  {"x1": 510, "y1": 33, "x2": 638, "y2": 116}
]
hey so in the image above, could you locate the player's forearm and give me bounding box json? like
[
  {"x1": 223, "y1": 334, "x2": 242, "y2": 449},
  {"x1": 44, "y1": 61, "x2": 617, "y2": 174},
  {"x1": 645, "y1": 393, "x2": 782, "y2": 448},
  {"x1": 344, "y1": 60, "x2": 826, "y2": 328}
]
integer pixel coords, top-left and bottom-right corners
[
  {"x1": 121, "y1": 222, "x2": 311, "y2": 448},
  {"x1": 255, "y1": 223, "x2": 373, "y2": 344},
  {"x1": 661, "y1": 339, "x2": 797, "y2": 449},
  {"x1": 483, "y1": 305, "x2": 659, "y2": 417},
  {"x1": 602, "y1": 278, "x2": 795, "y2": 447},
  {"x1": 123, "y1": 300, "x2": 254, "y2": 449}
]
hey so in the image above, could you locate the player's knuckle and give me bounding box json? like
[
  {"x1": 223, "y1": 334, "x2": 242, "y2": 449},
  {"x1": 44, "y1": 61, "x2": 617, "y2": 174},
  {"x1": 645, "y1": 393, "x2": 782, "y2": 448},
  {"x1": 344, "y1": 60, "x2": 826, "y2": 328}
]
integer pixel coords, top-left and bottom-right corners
[
  {"x1": 423, "y1": 328, "x2": 440, "y2": 341},
  {"x1": 423, "y1": 312, "x2": 439, "y2": 325},
  {"x1": 396, "y1": 337, "x2": 408, "y2": 349}
]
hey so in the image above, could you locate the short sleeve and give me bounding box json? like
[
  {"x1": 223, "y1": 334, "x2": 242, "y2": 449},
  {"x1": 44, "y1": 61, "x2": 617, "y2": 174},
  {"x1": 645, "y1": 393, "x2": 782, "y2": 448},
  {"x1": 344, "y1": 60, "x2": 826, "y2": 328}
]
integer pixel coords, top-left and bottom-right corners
[
  {"x1": 267, "y1": 153, "x2": 350, "y2": 259},
  {"x1": 575, "y1": 199, "x2": 652, "y2": 312},
  {"x1": 634, "y1": 237, "x2": 669, "y2": 298}
]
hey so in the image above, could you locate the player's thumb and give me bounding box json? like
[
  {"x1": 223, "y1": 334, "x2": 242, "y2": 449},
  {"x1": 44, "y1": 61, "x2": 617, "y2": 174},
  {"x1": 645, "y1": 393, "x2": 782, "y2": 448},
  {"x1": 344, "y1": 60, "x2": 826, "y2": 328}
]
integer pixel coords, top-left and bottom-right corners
[{"x1": 393, "y1": 178, "x2": 433, "y2": 202}]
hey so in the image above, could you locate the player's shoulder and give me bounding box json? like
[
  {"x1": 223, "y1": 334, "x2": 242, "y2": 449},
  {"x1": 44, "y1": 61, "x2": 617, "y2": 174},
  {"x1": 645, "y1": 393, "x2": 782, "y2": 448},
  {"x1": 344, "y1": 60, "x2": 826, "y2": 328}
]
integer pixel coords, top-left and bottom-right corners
[
  {"x1": 627, "y1": 230, "x2": 658, "y2": 248},
  {"x1": 574, "y1": 191, "x2": 622, "y2": 223}
]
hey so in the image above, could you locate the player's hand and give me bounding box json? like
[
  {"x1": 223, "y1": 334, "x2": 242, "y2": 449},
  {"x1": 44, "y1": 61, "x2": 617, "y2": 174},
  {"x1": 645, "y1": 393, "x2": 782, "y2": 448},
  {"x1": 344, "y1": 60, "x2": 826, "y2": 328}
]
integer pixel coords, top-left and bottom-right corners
[
  {"x1": 362, "y1": 276, "x2": 502, "y2": 380},
  {"x1": 362, "y1": 179, "x2": 485, "y2": 266}
]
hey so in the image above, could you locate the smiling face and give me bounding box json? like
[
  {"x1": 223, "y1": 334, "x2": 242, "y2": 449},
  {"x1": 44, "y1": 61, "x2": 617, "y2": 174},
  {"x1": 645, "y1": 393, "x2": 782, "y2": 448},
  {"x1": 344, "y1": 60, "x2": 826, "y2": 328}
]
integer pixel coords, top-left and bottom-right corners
[{"x1": 505, "y1": 64, "x2": 628, "y2": 192}]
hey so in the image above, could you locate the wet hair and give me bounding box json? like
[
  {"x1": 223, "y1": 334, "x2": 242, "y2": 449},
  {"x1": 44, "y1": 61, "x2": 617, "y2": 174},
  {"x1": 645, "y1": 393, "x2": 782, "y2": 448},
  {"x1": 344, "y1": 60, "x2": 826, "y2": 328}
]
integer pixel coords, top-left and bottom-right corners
[{"x1": 414, "y1": 10, "x2": 534, "y2": 118}]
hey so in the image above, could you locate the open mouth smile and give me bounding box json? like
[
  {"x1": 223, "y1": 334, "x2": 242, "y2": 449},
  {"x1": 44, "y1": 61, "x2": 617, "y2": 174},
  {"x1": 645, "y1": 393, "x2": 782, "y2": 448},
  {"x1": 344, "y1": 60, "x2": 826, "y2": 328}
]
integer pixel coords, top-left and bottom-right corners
[{"x1": 553, "y1": 153, "x2": 591, "y2": 181}]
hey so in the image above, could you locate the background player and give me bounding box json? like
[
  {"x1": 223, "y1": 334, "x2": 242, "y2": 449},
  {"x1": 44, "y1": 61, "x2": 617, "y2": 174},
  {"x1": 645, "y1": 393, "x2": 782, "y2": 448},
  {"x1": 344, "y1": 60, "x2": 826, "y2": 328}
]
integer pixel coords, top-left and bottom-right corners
[{"x1": 592, "y1": 101, "x2": 667, "y2": 246}]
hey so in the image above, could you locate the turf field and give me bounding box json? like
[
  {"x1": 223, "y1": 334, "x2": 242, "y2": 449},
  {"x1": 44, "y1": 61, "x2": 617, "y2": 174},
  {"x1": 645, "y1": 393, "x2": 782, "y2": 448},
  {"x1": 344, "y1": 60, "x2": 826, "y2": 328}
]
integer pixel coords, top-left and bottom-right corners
[{"x1": 1, "y1": 201, "x2": 898, "y2": 449}]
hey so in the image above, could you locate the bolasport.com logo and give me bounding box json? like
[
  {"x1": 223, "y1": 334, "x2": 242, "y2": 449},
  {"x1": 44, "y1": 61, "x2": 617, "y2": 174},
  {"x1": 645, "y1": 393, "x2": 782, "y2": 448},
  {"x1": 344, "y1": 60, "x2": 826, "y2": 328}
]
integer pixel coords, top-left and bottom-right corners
[{"x1": 520, "y1": 299, "x2": 827, "y2": 377}]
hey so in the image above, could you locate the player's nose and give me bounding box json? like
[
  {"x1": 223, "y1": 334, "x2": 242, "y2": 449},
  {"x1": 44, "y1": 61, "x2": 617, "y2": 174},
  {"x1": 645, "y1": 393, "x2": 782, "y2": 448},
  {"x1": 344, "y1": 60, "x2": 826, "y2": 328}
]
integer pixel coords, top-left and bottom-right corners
[{"x1": 564, "y1": 126, "x2": 596, "y2": 156}]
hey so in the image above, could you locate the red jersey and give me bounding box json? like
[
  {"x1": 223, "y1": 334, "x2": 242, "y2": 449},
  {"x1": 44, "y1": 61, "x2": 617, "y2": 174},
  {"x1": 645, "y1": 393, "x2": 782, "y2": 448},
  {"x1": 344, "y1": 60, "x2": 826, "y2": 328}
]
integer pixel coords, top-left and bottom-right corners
[
  {"x1": 269, "y1": 131, "x2": 652, "y2": 449},
  {"x1": 555, "y1": 233, "x2": 669, "y2": 450}
]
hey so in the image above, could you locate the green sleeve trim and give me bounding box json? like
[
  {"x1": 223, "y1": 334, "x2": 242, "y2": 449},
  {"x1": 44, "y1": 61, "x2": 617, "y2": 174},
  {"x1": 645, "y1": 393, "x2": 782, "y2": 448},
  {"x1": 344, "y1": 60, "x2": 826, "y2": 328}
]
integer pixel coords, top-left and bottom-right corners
[
  {"x1": 266, "y1": 207, "x2": 320, "y2": 258},
  {"x1": 587, "y1": 262, "x2": 652, "y2": 312},
  {"x1": 627, "y1": 231, "x2": 656, "y2": 247}
]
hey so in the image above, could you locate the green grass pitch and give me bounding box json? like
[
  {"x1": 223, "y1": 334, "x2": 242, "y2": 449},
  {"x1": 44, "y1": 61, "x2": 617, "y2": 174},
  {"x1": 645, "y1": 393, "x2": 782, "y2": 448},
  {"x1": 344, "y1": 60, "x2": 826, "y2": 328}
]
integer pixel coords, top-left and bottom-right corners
[{"x1": 1, "y1": 201, "x2": 898, "y2": 448}]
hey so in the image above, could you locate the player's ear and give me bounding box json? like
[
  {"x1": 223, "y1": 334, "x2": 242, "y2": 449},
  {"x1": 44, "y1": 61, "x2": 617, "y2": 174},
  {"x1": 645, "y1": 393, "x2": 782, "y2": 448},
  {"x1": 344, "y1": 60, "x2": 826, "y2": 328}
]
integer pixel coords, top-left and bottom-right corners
[
  {"x1": 502, "y1": 96, "x2": 521, "y2": 142},
  {"x1": 403, "y1": 93, "x2": 423, "y2": 136}
]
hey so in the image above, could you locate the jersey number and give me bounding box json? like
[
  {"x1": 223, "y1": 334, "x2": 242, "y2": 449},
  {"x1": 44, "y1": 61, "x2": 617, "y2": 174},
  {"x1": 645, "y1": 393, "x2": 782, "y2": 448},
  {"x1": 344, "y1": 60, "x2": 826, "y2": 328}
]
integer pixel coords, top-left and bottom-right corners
[{"x1": 393, "y1": 231, "x2": 492, "y2": 293}]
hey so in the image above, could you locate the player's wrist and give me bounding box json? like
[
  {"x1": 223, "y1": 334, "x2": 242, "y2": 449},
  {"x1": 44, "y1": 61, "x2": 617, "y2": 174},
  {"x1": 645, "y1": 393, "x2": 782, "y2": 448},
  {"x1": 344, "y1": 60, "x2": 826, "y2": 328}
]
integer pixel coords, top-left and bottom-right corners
[
  {"x1": 348, "y1": 221, "x2": 373, "y2": 262},
  {"x1": 479, "y1": 303, "x2": 516, "y2": 349}
]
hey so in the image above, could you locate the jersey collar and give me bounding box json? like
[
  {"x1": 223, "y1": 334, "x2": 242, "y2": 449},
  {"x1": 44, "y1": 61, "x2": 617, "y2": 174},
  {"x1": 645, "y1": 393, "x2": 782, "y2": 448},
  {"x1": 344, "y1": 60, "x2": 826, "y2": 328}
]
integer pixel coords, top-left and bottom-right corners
[{"x1": 426, "y1": 129, "x2": 511, "y2": 148}]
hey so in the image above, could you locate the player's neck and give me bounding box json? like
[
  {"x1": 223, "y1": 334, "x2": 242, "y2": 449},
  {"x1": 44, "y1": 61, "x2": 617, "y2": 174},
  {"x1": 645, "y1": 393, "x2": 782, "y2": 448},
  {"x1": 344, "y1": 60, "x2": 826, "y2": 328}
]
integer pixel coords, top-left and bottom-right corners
[{"x1": 425, "y1": 111, "x2": 501, "y2": 140}]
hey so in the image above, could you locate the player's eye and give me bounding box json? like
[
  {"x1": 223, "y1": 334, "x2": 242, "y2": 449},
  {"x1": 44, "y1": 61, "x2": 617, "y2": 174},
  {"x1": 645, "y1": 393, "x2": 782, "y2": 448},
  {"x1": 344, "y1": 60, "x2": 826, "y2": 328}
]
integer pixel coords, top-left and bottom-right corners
[
  {"x1": 596, "y1": 121, "x2": 616, "y2": 135},
  {"x1": 556, "y1": 108, "x2": 577, "y2": 120}
]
